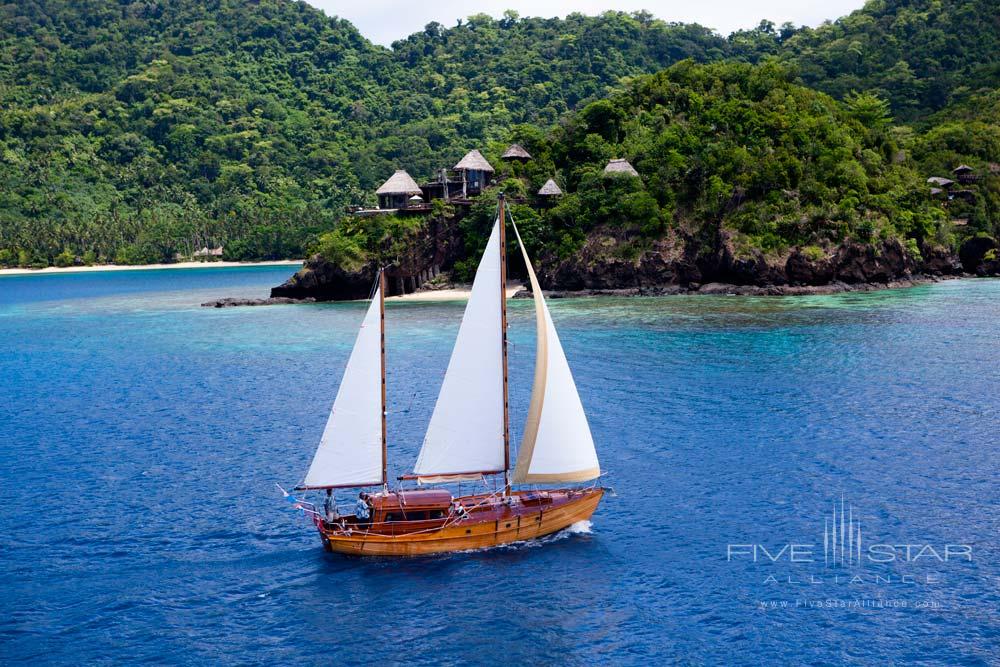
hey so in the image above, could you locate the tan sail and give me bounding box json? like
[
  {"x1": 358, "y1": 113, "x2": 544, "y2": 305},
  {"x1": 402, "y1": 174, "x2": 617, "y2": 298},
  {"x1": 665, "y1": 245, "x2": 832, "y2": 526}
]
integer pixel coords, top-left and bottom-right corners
[{"x1": 511, "y1": 223, "x2": 601, "y2": 484}]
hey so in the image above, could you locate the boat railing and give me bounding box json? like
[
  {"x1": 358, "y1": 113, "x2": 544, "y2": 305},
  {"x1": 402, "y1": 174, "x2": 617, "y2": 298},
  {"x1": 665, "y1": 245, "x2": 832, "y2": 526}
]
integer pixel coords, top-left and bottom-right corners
[{"x1": 325, "y1": 512, "x2": 468, "y2": 538}]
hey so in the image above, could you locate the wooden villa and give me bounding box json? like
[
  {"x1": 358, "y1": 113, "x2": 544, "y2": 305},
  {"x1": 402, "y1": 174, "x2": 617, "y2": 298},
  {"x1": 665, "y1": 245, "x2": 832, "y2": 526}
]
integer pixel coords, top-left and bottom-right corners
[
  {"x1": 952, "y1": 164, "x2": 978, "y2": 184},
  {"x1": 420, "y1": 168, "x2": 472, "y2": 203}
]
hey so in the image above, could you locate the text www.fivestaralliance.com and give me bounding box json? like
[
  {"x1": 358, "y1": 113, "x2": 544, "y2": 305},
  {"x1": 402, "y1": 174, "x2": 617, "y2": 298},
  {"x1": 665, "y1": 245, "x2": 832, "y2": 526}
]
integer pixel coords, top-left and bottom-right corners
[{"x1": 758, "y1": 599, "x2": 943, "y2": 610}]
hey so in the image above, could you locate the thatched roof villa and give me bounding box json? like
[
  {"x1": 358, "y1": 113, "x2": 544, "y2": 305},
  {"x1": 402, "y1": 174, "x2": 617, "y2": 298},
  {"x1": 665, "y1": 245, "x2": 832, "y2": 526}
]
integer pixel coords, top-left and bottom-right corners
[
  {"x1": 501, "y1": 144, "x2": 532, "y2": 161},
  {"x1": 603, "y1": 158, "x2": 639, "y2": 178},
  {"x1": 537, "y1": 179, "x2": 563, "y2": 196},
  {"x1": 376, "y1": 169, "x2": 423, "y2": 209}
]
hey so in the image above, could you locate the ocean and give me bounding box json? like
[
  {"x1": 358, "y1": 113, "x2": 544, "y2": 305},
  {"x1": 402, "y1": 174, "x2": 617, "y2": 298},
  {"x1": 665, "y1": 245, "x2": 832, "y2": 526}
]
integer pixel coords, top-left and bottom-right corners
[{"x1": 2, "y1": 267, "x2": 998, "y2": 665}]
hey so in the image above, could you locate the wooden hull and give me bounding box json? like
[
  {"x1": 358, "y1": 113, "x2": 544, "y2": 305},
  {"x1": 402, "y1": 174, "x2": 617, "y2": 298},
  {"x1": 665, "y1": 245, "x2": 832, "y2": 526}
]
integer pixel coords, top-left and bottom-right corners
[{"x1": 317, "y1": 488, "x2": 604, "y2": 557}]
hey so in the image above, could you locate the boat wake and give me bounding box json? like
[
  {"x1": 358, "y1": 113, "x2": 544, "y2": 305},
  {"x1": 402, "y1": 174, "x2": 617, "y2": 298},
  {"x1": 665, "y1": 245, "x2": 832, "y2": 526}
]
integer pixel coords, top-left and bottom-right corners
[
  {"x1": 448, "y1": 520, "x2": 596, "y2": 557},
  {"x1": 564, "y1": 520, "x2": 593, "y2": 534},
  {"x1": 499, "y1": 520, "x2": 595, "y2": 551}
]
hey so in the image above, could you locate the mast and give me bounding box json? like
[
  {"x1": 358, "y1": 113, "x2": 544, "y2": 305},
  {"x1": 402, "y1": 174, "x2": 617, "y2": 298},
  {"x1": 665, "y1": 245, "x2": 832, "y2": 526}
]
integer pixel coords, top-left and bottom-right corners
[
  {"x1": 379, "y1": 268, "x2": 388, "y2": 491},
  {"x1": 498, "y1": 194, "x2": 511, "y2": 495}
]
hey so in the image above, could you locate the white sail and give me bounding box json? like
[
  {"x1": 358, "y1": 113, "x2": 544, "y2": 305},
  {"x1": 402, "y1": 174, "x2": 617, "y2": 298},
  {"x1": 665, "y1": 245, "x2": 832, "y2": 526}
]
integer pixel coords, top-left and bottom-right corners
[
  {"x1": 414, "y1": 220, "x2": 505, "y2": 482},
  {"x1": 512, "y1": 223, "x2": 600, "y2": 483},
  {"x1": 301, "y1": 283, "x2": 384, "y2": 488}
]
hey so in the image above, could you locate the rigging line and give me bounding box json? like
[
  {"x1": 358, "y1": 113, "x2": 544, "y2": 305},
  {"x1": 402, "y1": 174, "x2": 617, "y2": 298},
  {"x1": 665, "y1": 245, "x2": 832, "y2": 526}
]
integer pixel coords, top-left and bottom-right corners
[{"x1": 366, "y1": 266, "x2": 382, "y2": 302}]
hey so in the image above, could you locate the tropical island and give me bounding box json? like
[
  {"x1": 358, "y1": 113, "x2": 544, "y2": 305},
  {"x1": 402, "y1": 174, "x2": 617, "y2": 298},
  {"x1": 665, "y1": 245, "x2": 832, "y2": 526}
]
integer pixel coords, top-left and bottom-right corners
[{"x1": 2, "y1": 0, "x2": 998, "y2": 295}]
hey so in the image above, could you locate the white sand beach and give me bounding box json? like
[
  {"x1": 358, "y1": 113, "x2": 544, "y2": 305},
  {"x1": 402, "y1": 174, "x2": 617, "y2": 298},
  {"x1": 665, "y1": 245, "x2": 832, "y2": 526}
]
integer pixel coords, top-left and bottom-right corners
[
  {"x1": 0, "y1": 260, "x2": 304, "y2": 277},
  {"x1": 386, "y1": 284, "x2": 522, "y2": 302}
]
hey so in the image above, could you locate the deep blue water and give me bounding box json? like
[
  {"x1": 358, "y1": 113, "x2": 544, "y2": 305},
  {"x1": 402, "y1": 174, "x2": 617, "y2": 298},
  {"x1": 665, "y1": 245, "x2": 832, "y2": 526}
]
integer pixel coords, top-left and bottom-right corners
[{"x1": 2, "y1": 267, "x2": 1000, "y2": 665}]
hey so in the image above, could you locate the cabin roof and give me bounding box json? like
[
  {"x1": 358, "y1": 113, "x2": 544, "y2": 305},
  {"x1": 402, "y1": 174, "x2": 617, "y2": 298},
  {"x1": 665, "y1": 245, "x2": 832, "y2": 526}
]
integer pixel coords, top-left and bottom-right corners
[
  {"x1": 603, "y1": 158, "x2": 639, "y2": 177},
  {"x1": 929, "y1": 187, "x2": 943, "y2": 195},
  {"x1": 369, "y1": 489, "x2": 453, "y2": 510},
  {"x1": 454, "y1": 149, "x2": 495, "y2": 172},
  {"x1": 927, "y1": 176, "x2": 954, "y2": 186},
  {"x1": 538, "y1": 178, "x2": 563, "y2": 195},
  {"x1": 376, "y1": 169, "x2": 423, "y2": 195},
  {"x1": 501, "y1": 143, "x2": 532, "y2": 160},
  {"x1": 952, "y1": 164, "x2": 974, "y2": 174}
]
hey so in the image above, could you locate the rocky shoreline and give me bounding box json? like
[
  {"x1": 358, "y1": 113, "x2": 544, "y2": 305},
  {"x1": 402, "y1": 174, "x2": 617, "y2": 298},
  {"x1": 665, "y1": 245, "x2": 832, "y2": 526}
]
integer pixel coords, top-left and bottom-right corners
[
  {"x1": 260, "y1": 233, "x2": 1000, "y2": 305},
  {"x1": 515, "y1": 275, "x2": 953, "y2": 299},
  {"x1": 202, "y1": 273, "x2": 975, "y2": 308},
  {"x1": 197, "y1": 223, "x2": 1000, "y2": 307}
]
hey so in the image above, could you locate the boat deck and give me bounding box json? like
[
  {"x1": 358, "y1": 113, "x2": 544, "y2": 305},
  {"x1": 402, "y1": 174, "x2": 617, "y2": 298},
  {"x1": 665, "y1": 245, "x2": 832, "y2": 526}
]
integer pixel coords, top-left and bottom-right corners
[{"x1": 315, "y1": 487, "x2": 603, "y2": 556}]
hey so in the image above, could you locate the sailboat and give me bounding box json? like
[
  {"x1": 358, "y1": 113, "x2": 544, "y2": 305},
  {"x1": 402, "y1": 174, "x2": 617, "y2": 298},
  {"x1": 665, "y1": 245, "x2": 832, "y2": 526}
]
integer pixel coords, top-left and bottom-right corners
[{"x1": 293, "y1": 194, "x2": 605, "y2": 557}]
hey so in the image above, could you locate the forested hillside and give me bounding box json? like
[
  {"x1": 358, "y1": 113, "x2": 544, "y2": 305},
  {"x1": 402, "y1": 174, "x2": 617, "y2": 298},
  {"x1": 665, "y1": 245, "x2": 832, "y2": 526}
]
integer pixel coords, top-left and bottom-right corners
[
  {"x1": 0, "y1": 1, "x2": 723, "y2": 266},
  {"x1": 728, "y1": 0, "x2": 1000, "y2": 120},
  {"x1": 0, "y1": 0, "x2": 997, "y2": 270}
]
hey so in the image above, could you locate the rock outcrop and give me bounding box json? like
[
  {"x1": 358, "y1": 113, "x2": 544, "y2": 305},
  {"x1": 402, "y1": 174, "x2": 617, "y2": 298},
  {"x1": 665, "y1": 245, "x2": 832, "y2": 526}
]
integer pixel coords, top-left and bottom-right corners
[
  {"x1": 537, "y1": 235, "x2": 922, "y2": 291},
  {"x1": 271, "y1": 215, "x2": 461, "y2": 301},
  {"x1": 958, "y1": 235, "x2": 998, "y2": 274},
  {"x1": 920, "y1": 243, "x2": 962, "y2": 275},
  {"x1": 271, "y1": 260, "x2": 380, "y2": 301},
  {"x1": 201, "y1": 296, "x2": 315, "y2": 307}
]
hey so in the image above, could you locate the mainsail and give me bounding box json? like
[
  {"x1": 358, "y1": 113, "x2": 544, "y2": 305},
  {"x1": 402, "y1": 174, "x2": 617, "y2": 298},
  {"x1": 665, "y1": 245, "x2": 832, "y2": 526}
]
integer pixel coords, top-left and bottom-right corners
[
  {"x1": 512, "y1": 223, "x2": 601, "y2": 483},
  {"x1": 413, "y1": 220, "x2": 506, "y2": 482},
  {"x1": 301, "y1": 280, "x2": 385, "y2": 489}
]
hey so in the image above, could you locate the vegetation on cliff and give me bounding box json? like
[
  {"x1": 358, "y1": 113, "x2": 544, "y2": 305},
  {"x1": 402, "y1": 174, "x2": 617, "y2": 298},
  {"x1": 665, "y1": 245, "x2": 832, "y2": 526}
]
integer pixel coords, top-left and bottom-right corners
[
  {"x1": 538, "y1": 61, "x2": 950, "y2": 259},
  {"x1": 318, "y1": 61, "x2": 993, "y2": 278}
]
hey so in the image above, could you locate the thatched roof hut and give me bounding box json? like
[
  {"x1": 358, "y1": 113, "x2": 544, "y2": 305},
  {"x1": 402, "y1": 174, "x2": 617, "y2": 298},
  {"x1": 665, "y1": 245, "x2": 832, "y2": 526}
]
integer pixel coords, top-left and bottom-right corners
[
  {"x1": 537, "y1": 179, "x2": 563, "y2": 196},
  {"x1": 501, "y1": 144, "x2": 532, "y2": 161},
  {"x1": 376, "y1": 170, "x2": 422, "y2": 195},
  {"x1": 603, "y1": 158, "x2": 639, "y2": 178},
  {"x1": 454, "y1": 150, "x2": 495, "y2": 172}
]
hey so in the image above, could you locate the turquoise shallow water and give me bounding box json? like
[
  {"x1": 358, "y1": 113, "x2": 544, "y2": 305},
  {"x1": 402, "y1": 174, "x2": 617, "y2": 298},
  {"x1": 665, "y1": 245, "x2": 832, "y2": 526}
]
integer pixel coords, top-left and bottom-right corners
[{"x1": 1, "y1": 267, "x2": 999, "y2": 665}]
